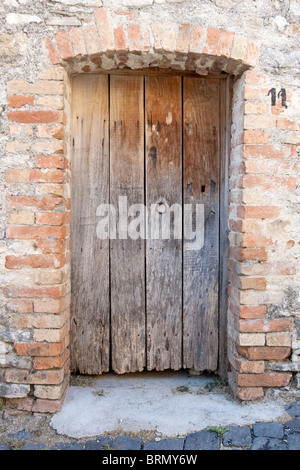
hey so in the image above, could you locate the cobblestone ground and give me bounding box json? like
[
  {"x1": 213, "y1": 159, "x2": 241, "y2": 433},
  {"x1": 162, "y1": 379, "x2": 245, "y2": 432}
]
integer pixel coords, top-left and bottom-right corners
[{"x1": 0, "y1": 401, "x2": 299, "y2": 450}]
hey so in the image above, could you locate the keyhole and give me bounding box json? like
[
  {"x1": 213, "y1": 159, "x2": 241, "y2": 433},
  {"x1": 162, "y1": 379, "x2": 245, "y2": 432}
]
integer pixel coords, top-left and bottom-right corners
[
  {"x1": 201, "y1": 185, "x2": 205, "y2": 193},
  {"x1": 157, "y1": 202, "x2": 167, "y2": 214}
]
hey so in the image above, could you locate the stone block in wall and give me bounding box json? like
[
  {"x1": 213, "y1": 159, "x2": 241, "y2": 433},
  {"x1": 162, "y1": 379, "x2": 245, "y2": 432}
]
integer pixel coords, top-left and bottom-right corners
[
  {"x1": 6, "y1": 13, "x2": 42, "y2": 24},
  {"x1": 49, "y1": 0, "x2": 102, "y2": 6},
  {"x1": 0, "y1": 33, "x2": 28, "y2": 58},
  {"x1": 0, "y1": 328, "x2": 31, "y2": 343},
  {"x1": 266, "y1": 362, "x2": 300, "y2": 372},
  {"x1": 0, "y1": 354, "x2": 32, "y2": 369},
  {"x1": 123, "y1": 0, "x2": 153, "y2": 6},
  {"x1": 46, "y1": 17, "x2": 81, "y2": 26},
  {"x1": 0, "y1": 382, "x2": 30, "y2": 399}
]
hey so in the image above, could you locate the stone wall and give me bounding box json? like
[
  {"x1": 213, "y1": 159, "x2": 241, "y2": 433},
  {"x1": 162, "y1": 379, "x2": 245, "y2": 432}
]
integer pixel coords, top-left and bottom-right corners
[{"x1": 0, "y1": 0, "x2": 299, "y2": 412}]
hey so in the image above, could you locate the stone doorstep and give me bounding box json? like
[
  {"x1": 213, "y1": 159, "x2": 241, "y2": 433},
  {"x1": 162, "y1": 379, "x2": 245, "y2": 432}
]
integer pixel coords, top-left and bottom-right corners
[{"x1": 0, "y1": 403, "x2": 299, "y2": 450}]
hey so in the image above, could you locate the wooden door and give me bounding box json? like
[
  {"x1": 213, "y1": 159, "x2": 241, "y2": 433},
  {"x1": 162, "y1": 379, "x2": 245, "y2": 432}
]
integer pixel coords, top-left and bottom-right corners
[{"x1": 71, "y1": 73, "x2": 221, "y2": 375}]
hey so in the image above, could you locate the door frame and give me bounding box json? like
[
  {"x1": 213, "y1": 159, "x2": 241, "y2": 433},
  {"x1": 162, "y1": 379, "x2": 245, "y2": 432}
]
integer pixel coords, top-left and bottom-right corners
[{"x1": 70, "y1": 69, "x2": 232, "y2": 377}]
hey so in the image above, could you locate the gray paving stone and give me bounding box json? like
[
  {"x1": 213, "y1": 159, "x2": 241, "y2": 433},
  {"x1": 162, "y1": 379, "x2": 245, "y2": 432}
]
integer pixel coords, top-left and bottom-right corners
[
  {"x1": 285, "y1": 402, "x2": 300, "y2": 418},
  {"x1": 84, "y1": 437, "x2": 113, "y2": 450},
  {"x1": 285, "y1": 419, "x2": 300, "y2": 434},
  {"x1": 112, "y1": 436, "x2": 142, "y2": 450},
  {"x1": 253, "y1": 422, "x2": 284, "y2": 439},
  {"x1": 184, "y1": 430, "x2": 220, "y2": 450},
  {"x1": 20, "y1": 443, "x2": 47, "y2": 450},
  {"x1": 143, "y1": 439, "x2": 184, "y2": 450},
  {"x1": 7, "y1": 429, "x2": 36, "y2": 441},
  {"x1": 252, "y1": 437, "x2": 287, "y2": 450},
  {"x1": 50, "y1": 441, "x2": 85, "y2": 450},
  {"x1": 287, "y1": 434, "x2": 300, "y2": 450},
  {"x1": 223, "y1": 426, "x2": 252, "y2": 448},
  {"x1": 0, "y1": 443, "x2": 11, "y2": 450}
]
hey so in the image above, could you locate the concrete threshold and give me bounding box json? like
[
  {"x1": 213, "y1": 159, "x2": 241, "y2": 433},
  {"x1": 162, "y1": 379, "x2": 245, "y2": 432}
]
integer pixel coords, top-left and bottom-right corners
[{"x1": 50, "y1": 370, "x2": 287, "y2": 439}]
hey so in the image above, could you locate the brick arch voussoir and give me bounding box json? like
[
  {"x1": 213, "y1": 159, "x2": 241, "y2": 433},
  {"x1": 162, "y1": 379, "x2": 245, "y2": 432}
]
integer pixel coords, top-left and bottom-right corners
[{"x1": 43, "y1": 7, "x2": 260, "y2": 76}]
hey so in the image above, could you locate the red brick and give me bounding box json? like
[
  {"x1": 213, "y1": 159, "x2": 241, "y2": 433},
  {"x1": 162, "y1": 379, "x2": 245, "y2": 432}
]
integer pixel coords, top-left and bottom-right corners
[
  {"x1": 163, "y1": 23, "x2": 177, "y2": 52},
  {"x1": 239, "y1": 234, "x2": 271, "y2": 248},
  {"x1": 151, "y1": 22, "x2": 163, "y2": 50},
  {"x1": 33, "y1": 297, "x2": 68, "y2": 314},
  {"x1": 6, "y1": 226, "x2": 68, "y2": 240},
  {"x1": 240, "y1": 305, "x2": 267, "y2": 319},
  {"x1": 229, "y1": 247, "x2": 268, "y2": 262},
  {"x1": 266, "y1": 332, "x2": 291, "y2": 347},
  {"x1": 239, "y1": 319, "x2": 293, "y2": 333},
  {"x1": 176, "y1": 24, "x2": 191, "y2": 53},
  {"x1": 36, "y1": 155, "x2": 64, "y2": 169},
  {"x1": 217, "y1": 30, "x2": 234, "y2": 57},
  {"x1": 6, "y1": 196, "x2": 63, "y2": 210},
  {"x1": 229, "y1": 350, "x2": 265, "y2": 374},
  {"x1": 33, "y1": 322, "x2": 69, "y2": 343},
  {"x1": 8, "y1": 95, "x2": 34, "y2": 108},
  {"x1": 29, "y1": 170, "x2": 64, "y2": 184},
  {"x1": 36, "y1": 124, "x2": 64, "y2": 140},
  {"x1": 55, "y1": 32, "x2": 73, "y2": 61},
  {"x1": 245, "y1": 39, "x2": 260, "y2": 67},
  {"x1": 114, "y1": 26, "x2": 127, "y2": 51},
  {"x1": 128, "y1": 24, "x2": 142, "y2": 51},
  {"x1": 33, "y1": 349, "x2": 69, "y2": 370},
  {"x1": 5, "y1": 285, "x2": 63, "y2": 299},
  {"x1": 203, "y1": 27, "x2": 220, "y2": 55},
  {"x1": 8, "y1": 80, "x2": 63, "y2": 95},
  {"x1": 68, "y1": 27, "x2": 86, "y2": 57},
  {"x1": 189, "y1": 25, "x2": 206, "y2": 53},
  {"x1": 7, "y1": 110, "x2": 60, "y2": 124},
  {"x1": 243, "y1": 130, "x2": 270, "y2": 144},
  {"x1": 241, "y1": 174, "x2": 296, "y2": 191},
  {"x1": 276, "y1": 117, "x2": 299, "y2": 131},
  {"x1": 6, "y1": 368, "x2": 65, "y2": 385},
  {"x1": 5, "y1": 254, "x2": 65, "y2": 269},
  {"x1": 235, "y1": 387, "x2": 264, "y2": 401},
  {"x1": 15, "y1": 341, "x2": 66, "y2": 357},
  {"x1": 32, "y1": 397, "x2": 64, "y2": 413},
  {"x1": 244, "y1": 101, "x2": 269, "y2": 115},
  {"x1": 94, "y1": 8, "x2": 114, "y2": 51},
  {"x1": 244, "y1": 116, "x2": 275, "y2": 130},
  {"x1": 236, "y1": 372, "x2": 292, "y2": 388},
  {"x1": 238, "y1": 346, "x2": 291, "y2": 361},
  {"x1": 42, "y1": 37, "x2": 60, "y2": 65},
  {"x1": 6, "y1": 300, "x2": 33, "y2": 314},
  {"x1": 244, "y1": 86, "x2": 266, "y2": 100},
  {"x1": 83, "y1": 26, "x2": 101, "y2": 56},
  {"x1": 243, "y1": 144, "x2": 294, "y2": 159},
  {"x1": 244, "y1": 71, "x2": 270, "y2": 86},
  {"x1": 35, "y1": 239, "x2": 65, "y2": 254},
  {"x1": 233, "y1": 276, "x2": 266, "y2": 291},
  {"x1": 237, "y1": 205, "x2": 280, "y2": 219},
  {"x1": 36, "y1": 212, "x2": 63, "y2": 226},
  {"x1": 12, "y1": 315, "x2": 34, "y2": 329},
  {"x1": 6, "y1": 397, "x2": 33, "y2": 411},
  {"x1": 6, "y1": 169, "x2": 30, "y2": 183}
]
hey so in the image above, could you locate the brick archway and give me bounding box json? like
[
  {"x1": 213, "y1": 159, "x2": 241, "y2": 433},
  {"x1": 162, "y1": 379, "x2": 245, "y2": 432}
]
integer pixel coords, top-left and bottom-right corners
[
  {"x1": 4, "y1": 7, "x2": 296, "y2": 413},
  {"x1": 43, "y1": 8, "x2": 259, "y2": 76}
]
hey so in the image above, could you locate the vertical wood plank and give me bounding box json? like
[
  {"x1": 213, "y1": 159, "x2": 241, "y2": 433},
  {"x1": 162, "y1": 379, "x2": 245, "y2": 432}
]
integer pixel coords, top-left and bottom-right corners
[
  {"x1": 218, "y1": 76, "x2": 232, "y2": 377},
  {"x1": 183, "y1": 77, "x2": 220, "y2": 372},
  {"x1": 145, "y1": 75, "x2": 183, "y2": 371},
  {"x1": 110, "y1": 75, "x2": 146, "y2": 374},
  {"x1": 70, "y1": 74, "x2": 110, "y2": 374}
]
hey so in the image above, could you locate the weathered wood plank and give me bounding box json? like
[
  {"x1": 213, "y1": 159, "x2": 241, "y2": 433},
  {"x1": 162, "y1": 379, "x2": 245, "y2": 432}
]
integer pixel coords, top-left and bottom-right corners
[
  {"x1": 183, "y1": 77, "x2": 220, "y2": 372},
  {"x1": 145, "y1": 75, "x2": 183, "y2": 371},
  {"x1": 218, "y1": 76, "x2": 232, "y2": 377},
  {"x1": 70, "y1": 74, "x2": 110, "y2": 374},
  {"x1": 110, "y1": 75, "x2": 146, "y2": 374}
]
